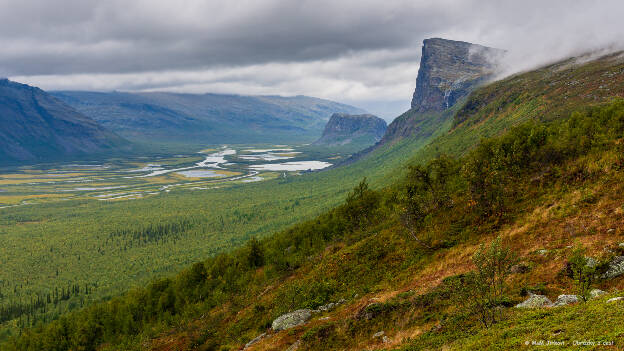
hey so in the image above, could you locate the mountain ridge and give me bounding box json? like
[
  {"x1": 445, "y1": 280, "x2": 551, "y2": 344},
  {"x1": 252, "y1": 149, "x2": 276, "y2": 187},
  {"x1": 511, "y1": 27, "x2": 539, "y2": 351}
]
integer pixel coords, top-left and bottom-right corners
[
  {"x1": 0, "y1": 79, "x2": 128, "y2": 164},
  {"x1": 51, "y1": 91, "x2": 366, "y2": 146},
  {"x1": 313, "y1": 113, "x2": 386, "y2": 147}
]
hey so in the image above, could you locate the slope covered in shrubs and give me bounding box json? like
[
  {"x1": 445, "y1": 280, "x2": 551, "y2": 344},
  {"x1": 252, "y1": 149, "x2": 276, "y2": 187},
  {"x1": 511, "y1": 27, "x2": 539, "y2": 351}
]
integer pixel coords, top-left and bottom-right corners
[{"x1": 7, "y1": 91, "x2": 624, "y2": 350}]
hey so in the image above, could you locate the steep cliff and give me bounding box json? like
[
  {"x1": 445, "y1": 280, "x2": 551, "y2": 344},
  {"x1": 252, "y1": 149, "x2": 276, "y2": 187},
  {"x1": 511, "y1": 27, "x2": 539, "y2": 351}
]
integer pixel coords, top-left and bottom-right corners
[{"x1": 377, "y1": 38, "x2": 503, "y2": 147}]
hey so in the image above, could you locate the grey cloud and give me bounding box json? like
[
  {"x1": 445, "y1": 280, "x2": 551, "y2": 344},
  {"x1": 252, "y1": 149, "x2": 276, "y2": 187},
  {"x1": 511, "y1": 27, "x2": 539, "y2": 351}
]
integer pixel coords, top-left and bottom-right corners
[{"x1": 4, "y1": 0, "x2": 624, "y2": 118}]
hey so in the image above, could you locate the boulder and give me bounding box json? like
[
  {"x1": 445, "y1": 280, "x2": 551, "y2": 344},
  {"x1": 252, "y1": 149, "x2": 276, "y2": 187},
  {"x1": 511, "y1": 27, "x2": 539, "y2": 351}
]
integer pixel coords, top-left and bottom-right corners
[
  {"x1": 286, "y1": 340, "x2": 301, "y2": 351},
  {"x1": 590, "y1": 289, "x2": 607, "y2": 299},
  {"x1": 244, "y1": 333, "x2": 267, "y2": 350},
  {"x1": 607, "y1": 297, "x2": 624, "y2": 303},
  {"x1": 601, "y1": 256, "x2": 624, "y2": 279},
  {"x1": 516, "y1": 294, "x2": 553, "y2": 308},
  {"x1": 272, "y1": 309, "x2": 312, "y2": 331},
  {"x1": 553, "y1": 294, "x2": 579, "y2": 307}
]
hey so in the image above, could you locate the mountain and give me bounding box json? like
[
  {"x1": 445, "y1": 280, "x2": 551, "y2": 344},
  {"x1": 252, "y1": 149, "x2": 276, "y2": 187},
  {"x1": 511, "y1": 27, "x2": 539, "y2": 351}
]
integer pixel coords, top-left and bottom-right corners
[
  {"x1": 0, "y1": 79, "x2": 127, "y2": 164},
  {"x1": 51, "y1": 91, "x2": 366, "y2": 146},
  {"x1": 6, "y1": 48, "x2": 624, "y2": 351},
  {"x1": 313, "y1": 113, "x2": 386, "y2": 147},
  {"x1": 378, "y1": 38, "x2": 504, "y2": 147}
]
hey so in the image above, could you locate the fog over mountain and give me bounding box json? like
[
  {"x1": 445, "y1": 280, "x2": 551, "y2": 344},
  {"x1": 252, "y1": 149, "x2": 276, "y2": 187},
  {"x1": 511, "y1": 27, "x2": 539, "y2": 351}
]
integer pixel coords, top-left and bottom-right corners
[{"x1": 3, "y1": 0, "x2": 623, "y2": 119}]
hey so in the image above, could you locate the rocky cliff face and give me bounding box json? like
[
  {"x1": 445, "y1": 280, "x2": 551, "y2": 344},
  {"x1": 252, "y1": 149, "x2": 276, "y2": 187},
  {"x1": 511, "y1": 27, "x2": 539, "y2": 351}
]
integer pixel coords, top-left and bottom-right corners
[
  {"x1": 373, "y1": 38, "x2": 503, "y2": 148},
  {"x1": 313, "y1": 113, "x2": 386, "y2": 146},
  {"x1": 411, "y1": 38, "x2": 504, "y2": 112},
  {"x1": 0, "y1": 79, "x2": 126, "y2": 163}
]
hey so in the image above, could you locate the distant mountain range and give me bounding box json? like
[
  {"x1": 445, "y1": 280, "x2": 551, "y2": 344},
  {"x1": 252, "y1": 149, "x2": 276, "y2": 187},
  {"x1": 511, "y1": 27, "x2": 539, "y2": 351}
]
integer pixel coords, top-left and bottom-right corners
[
  {"x1": 0, "y1": 79, "x2": 127, "y2": 164},
  {"x1": 51, "y1": 91, "x2": 366, "y2": 145},
  {"x1": 313, "y1": 113, "x2": 386, "y2": 147}
]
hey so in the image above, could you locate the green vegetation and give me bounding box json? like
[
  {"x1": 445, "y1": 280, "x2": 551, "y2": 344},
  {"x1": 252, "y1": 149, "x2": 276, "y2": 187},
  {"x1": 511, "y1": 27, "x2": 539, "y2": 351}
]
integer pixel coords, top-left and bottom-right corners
[{"x1": 6, "y1": 96, "x2": 624, "y2": 350}]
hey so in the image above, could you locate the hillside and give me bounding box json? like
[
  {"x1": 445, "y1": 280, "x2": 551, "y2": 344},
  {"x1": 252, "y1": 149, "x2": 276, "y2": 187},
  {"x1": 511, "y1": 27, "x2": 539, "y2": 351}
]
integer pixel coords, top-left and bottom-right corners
[
  {"x1": 0, "y1": 79, "x2": 127, "y2": 164},
  {"x1": 4, "y1": 47, "x2": 624, "y2": 350},
  {"x1": 51, "y1": 91, "x2": 366, "y2": 147},
  {"x1": 313, "y1": 113, "x2": 386, "y2": 147}
]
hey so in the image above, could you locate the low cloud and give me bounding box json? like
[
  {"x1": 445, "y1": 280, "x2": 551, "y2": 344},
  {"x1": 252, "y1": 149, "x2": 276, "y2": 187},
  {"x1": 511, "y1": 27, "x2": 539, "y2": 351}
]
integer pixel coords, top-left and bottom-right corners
[{"x1": 4, "y1": 0, "x2": 623, "y2": 119}]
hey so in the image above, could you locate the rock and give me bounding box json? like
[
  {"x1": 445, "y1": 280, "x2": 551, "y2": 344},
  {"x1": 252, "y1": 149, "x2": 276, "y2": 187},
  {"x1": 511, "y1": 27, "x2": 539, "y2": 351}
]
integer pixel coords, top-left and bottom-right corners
[
  {"x1": 619, "y1": 243, "x2": 624, "y2": 248},
  {"x1": 585, "y1": 257, "x2": 598, "y2": 268},
  {"x1": 313, "y1": 113, "x2": 387, "y2": 146},
  {"x1": 244, "y1": 333, "x2": 267, "y2": 349},
  {"x1": 607, "y1": 297, "x2": 624, "y2": 303},
  {"x1": 373, "y1": 331, "x2": 385, "y2": 338},
  {"x1": 601, "y1": 256, "x2": 624, "y2": 279},
  {"x1": 382, "y1": 336, "x2": 390, "y2": 343},
  {"x1": 516, "y1": 294, "x2": 554, "y2": 308},
  {"x1": 312, "y1": 299, "x2": 345, "y2": 313},
  {"x1": 590, "y1": 289, "x2": 607, "y2": 299},
  {"x1": 537, "y1": 249, "x2": 549, "y2": 256},
  {"x1": 272, "y1": 309, "x2": 312, "y2": 331},
  {"x1": 608, "y1": 228, "x2": 616, "y2": 234},
  {"x1": 286, "y1": 340, "x2": 301, "y2": 351},
  {"x1": 510, "y1": 263, "x2": 530, "y2": 274},
  {"x1": 356, "y1": 303, "x2": 383, "y2": 320},
  {"x1": 553, "y1": 294, "x2": 580, "y2": 307}
]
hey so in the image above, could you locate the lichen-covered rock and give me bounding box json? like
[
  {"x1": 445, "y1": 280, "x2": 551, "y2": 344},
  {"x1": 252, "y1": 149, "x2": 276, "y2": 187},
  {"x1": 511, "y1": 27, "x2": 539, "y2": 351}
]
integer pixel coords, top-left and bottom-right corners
[
  {"x1": 590, "y1": 289, "x2": 607, "y2": 299},
  {"x1": 607, "y1": 297, "x2": 624, "y2": 303},
  {"x1": 272, "y1": 309, "x2": 312, "y2": 331},
  {"x1": 356, "y1": 302, "x2": 384, "y2": 320},
  {"x1": 553, "y1": 294, "x2": 579, "y2": 307},
  {"x1": 516, "y1": 294, "x2": 553, "y2": 308},
  {"x1": 601, "y1": 256, "x2": 624, "y2": 279}
]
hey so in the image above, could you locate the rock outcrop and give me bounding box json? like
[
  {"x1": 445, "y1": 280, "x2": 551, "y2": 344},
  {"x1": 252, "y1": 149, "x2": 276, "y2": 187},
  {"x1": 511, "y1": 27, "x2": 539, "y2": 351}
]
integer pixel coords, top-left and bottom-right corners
[
  {"x1": 516, "y1": 294, "x2": 553, "y2": 308},
  {"x1": 411, "y1": 38, "x2": 504, "y2": 112},
  {"x1": 313, "y1": 113, "x2": 387, "y2": 147},
  {"x1": 602, "y1": 256, "x2": 624, "y2": 279},
  {"x1": 271, "y1": 309, "x2": 312, "y2": 331}
]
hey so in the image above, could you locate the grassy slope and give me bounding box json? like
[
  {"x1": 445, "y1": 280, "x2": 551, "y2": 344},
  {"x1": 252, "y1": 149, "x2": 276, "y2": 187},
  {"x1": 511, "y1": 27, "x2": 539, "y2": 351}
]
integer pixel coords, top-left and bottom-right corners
[{"x1": 133, "y1": 53, "x2": 624, "y2": 350}]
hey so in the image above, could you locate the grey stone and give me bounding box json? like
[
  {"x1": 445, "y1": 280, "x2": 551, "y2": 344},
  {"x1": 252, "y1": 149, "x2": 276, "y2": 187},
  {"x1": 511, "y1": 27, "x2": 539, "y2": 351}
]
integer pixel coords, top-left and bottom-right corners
[
  {"x1": 590, "y1": 289, "x2": 607, "y2": 299},
  {"x1": 619, "y1": 243, "x2": 624, "y2": 248},
  {"x1": 602, "y1": 256, "x2": 624, "y2": 279},
  {"x1": 538, "y1": 249, "x2": 549, "y2": 256},
  {"x1": 373, "y1": 331, "x2": 385, "y2": 338},
  {"x1": 516, "y1": 294, "x2": 554, "y2": 308},
  {"x1": 272, "y1": 309, "x2": 312, "y2": 331},
  {"x1": 607, "y1": 297, "x2": 624, "y2": 303},
  {"x1": 585, "y1": 257, "x2": 598, "y2": 268},
  {"x1": 553, "y1": 294, "x2": 579, "y2": 307},
  {"x1": 382, "y1": 336, "x2": 390, "y2": 343},
  {"x1": 244, "y1": 333, "x2": 267, "y2": 349},
  {"x1": 286, "y1": 340, "x2": 301, "y2": 351}
]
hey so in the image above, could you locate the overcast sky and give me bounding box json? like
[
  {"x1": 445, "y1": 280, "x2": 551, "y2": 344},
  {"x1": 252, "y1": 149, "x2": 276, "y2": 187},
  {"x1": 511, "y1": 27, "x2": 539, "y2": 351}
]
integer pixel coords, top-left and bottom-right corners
[{"x1": 2, "y1": 0, "x2": 623, "y2": 119}]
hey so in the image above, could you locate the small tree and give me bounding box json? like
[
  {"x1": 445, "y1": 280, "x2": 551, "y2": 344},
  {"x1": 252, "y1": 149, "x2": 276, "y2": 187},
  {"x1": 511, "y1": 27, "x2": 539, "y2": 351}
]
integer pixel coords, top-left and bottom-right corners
[
  {"x1": 451, "y1": 237, "x2": 515, "y2": 328},
  {"x1": 568, "y1": 246, "x2": 596, "y2": 302},
  {"x1": 246, "y1": 237, "x2": 265, "y2": 269}
]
